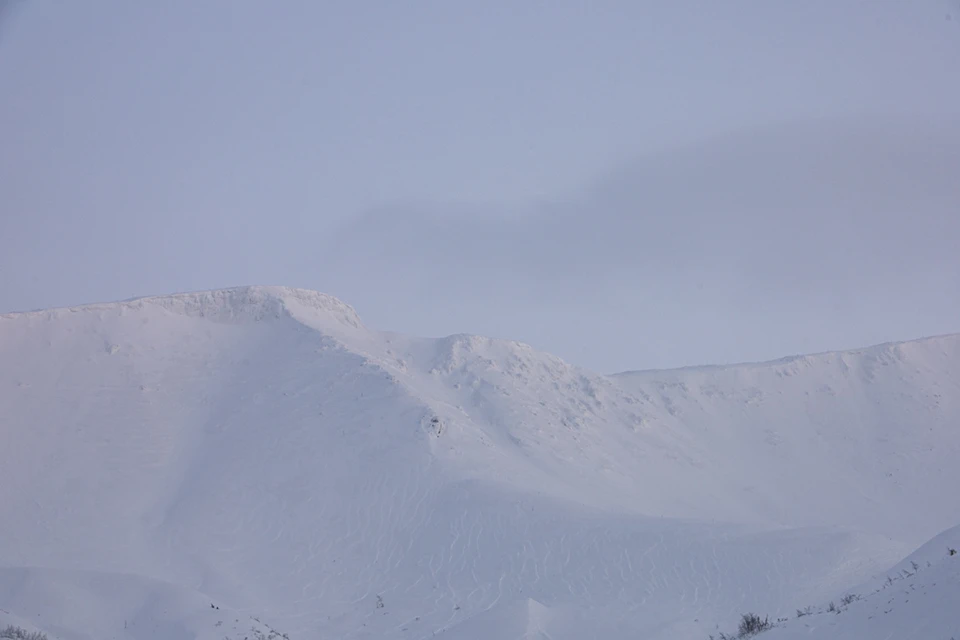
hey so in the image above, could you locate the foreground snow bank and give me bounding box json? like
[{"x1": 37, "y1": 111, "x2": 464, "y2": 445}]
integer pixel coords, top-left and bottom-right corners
[{"x1": 712, "y1": 524, "x2": 960, "y2": 640}]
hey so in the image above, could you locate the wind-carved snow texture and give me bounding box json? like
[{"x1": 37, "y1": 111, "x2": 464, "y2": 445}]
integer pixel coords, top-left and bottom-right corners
[{"x1": 0, "y1": 286, "x2": 958, "y2": 639}]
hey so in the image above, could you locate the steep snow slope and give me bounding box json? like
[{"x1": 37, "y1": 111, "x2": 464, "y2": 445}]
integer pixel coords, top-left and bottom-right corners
[{"x1": 1, "y1": 286, "x2": 957, "y2": 639}]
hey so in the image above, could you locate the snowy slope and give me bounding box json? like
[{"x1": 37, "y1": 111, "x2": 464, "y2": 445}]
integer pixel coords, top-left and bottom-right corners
[
  {"x1": 0, "y1": 568, "x2": 287, "y2": 640},
  {"x1": 1, "y1": 286, "x2": 957, "y2": 639},
  {"x1": 748, "y1": 524, "x2": 960, "y2": 640},
  {"x1": 613, "y1": 338, "x2": 960, "y2": 543}
]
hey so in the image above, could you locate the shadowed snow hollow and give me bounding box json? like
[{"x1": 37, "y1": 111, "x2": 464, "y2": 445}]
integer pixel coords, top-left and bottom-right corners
[{"x1": 1, "y1": 287, "x2": 957, "y2": 639}]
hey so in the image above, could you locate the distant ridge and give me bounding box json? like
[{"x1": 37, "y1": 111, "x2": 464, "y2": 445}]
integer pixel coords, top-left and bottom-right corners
[
  {"x1": 615, "y1": 331, "x2": 960, "y2": 377},
  {"x1": 5, "y1": 286, "x2": 957, "y2": 377}
]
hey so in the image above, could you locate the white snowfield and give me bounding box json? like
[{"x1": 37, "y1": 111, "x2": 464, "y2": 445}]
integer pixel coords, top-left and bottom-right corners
[{"x1": 1, "y1": 286, "x2": 957, "y2": 640}]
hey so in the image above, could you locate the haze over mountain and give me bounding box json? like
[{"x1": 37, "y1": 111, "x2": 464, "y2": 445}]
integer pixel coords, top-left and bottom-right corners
[
  {"x1": 3, "y1": 0, "x2": 959, "y2": 373},
  {"x1": 317, "y1": 116, "x2": 960, "y2": 372},
  {"x1": 2, "y1": 286, "x2": 957, "y2": 639},
  {"x1": 3, "y1": 2, "x2": 958, "y2": 637}
]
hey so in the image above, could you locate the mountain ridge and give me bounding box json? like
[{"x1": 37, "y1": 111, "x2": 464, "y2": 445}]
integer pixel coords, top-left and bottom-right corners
[
  {"x1": 2, "y1": 286, "x2": 958, "y2": 639},
  {"x1": 615, "y1": 330, "x2": 960, "y2": 377},
  {"x1": 0, "y1": 285, "x2": 364, "y2": 332},
  {"x1": 5, "y1": 284, "x2": 958, "y2": 378}
]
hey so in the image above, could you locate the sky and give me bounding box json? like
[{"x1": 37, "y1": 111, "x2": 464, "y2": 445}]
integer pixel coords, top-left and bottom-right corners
[{"x1": 1, "y1": 0, "x2": 959, "y2": 373}]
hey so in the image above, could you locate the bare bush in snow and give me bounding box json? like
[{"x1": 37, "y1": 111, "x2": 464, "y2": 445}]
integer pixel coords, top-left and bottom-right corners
[
  {"x1": 709, "y1": 612, "x2": 774, "y2": 639},
  {"x1": 737, "y1": 613, "x2": 772, "y2": 637},
  {"x1": 1, "y1": 626, "x2": 48, "y2": 640}
]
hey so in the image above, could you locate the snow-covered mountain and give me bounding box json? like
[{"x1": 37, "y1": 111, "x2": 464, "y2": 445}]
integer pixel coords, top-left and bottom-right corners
[{"x1": 1, "y1": 286, "x2": 957, "y2": 639}]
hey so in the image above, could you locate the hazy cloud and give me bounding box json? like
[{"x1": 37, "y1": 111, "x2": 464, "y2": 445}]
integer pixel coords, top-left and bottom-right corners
[
  {"x1": 1, "y1": 0, "x2": 959, "y2": 371},
  {"x1": 316, "y1": 117, "x2": 960, "y2": 371}
]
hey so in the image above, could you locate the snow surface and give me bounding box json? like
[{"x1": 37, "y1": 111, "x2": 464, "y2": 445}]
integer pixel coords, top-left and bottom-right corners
[
  {"x1": 756, "y1": 525, "x2": 960, "y2": 640},
  {"x1": 1, "y1": 286, "x2": 957, "y2": 639}
]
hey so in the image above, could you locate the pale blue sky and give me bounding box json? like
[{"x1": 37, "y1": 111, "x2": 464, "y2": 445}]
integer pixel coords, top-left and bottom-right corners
[{"x1": 2, "y1": 1, "x2": 958, "y2": 372}]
